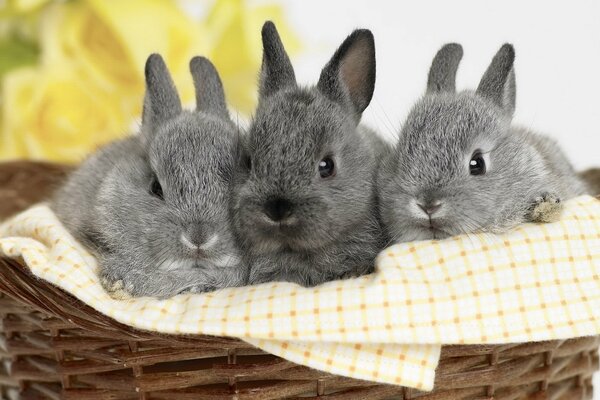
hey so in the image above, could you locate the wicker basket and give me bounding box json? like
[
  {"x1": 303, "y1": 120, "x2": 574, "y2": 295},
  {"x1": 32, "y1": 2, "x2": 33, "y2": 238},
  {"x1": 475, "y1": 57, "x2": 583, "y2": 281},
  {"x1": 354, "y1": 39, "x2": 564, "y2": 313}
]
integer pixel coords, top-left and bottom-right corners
[{"x1": 0, "y1": 161, "x2": 598, "y2": 400}]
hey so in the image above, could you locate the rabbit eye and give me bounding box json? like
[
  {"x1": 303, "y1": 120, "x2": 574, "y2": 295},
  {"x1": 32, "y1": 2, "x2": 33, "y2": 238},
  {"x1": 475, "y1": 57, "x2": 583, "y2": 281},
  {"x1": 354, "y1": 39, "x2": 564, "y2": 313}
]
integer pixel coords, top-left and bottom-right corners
[
  {"x1": 318, "y1": 156, "x2": 336, "y2": 178},
  {"x1": 469, "y1": 151, "x2": 486, "y2": 176},
  {"x1": 150, "y1": 177, "x2": 164, "y2": 199}
]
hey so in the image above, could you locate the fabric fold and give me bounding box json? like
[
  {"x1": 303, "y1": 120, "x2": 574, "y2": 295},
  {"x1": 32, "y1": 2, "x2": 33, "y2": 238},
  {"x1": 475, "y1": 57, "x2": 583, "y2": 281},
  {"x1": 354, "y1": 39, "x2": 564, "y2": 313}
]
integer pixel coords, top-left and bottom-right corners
[{"x1": 0, "y1": 195, "x2": 598, "y2": 390}]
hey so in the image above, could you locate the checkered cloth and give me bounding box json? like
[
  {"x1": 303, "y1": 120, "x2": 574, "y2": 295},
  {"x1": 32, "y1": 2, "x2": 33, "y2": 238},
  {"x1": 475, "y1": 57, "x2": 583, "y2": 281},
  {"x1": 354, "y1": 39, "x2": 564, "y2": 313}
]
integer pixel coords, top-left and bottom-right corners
[{"x1": 0, "y1": 196, "x2": 599, "y2": 390}]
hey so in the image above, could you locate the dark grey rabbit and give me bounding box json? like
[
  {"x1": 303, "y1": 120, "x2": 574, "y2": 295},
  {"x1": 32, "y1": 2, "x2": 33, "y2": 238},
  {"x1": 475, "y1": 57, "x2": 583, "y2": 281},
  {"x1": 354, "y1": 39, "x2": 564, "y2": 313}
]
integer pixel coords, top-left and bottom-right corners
[
  {"x1": 232, "y1": 22, "x2": 387, "y2": 286},
  {"x1": 378, "y1": 43, "x2": 588, "y2": 243},
  {"x1": 52, "y1": 54, "x2": 246, "y2": 298}
]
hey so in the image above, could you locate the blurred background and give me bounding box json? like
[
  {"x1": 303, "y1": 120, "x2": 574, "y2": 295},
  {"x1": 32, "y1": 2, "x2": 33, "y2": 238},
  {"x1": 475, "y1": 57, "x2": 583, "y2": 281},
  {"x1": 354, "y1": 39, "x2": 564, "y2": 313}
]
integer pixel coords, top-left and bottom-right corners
[
  {"x1": 0, "y1": 0, "x2": 300, "y2": 162},
  {"x1": 0, "y1": 0, "x2": 598, "y2": 393},
  {"x1": 283, "y1": 0, "x2": 600, "y2": 172},
  {"x1": 0, "y1": 0, "x2": 599, "y2": 171}
]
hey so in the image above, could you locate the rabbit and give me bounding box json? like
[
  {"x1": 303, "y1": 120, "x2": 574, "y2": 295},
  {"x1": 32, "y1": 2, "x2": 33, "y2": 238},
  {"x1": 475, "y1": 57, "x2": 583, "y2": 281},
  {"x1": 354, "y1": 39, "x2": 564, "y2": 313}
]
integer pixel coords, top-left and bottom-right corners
[
  {"x1": 231, "y1": 21, "x2": 389, "y2": 287},
  {"x1": 378, "y1": 43, "x2": 589, "y2": 243},
  {"x1": 52, "y1": 54, "x2": 247, "y2": 298}
]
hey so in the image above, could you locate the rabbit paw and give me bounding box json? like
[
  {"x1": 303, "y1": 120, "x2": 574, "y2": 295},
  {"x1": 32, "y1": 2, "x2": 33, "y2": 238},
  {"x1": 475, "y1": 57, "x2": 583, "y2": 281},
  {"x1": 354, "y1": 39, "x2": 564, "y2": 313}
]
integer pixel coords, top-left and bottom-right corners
[
  {"x1": 529, "y1": 192, "x2": 563, "y2": 223},
  {"x1": 179, "y1": 283, "x2": 217, "y2": 295},
  {"x1": 100, "y1": 275, "x2": 134, "y2": 300}
]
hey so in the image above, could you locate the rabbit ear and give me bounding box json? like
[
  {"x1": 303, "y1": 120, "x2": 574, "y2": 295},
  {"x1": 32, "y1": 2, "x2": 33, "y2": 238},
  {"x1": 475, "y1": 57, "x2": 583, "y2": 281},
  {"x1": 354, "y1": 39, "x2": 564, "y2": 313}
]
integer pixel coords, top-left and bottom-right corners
[
  {"x1": 259, "y1": 21, "x2": 297, "y2": 98},
  {"x1": 476, "y1": 43, "x2": 516, "y2": 116},
  {"x1": 142, "y1": 54, "x2": 182, "y2": 130},
  {"x1": 426, "y1": 43, "x2": 463, "y2": 94},
  {"x1": 189, "y1": 56, "x2": 229, "y2": 119},
  {"x1": 317, "y1": 29, "x2": 376, "y2": 118}
]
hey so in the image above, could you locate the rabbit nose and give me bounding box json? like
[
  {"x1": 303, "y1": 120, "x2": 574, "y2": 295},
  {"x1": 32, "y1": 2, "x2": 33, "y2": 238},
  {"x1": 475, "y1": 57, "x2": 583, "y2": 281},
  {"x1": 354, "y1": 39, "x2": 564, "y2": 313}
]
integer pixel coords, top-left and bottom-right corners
[
  {"x1": 417, "y1": 201, "x2": 442, "y2": 216},
  {"x1": 264, "y1": 197, "x2": 293, "y2": 222},
  {"x1": 181, "y1": 226, "x2": 216, "y2": 250}
]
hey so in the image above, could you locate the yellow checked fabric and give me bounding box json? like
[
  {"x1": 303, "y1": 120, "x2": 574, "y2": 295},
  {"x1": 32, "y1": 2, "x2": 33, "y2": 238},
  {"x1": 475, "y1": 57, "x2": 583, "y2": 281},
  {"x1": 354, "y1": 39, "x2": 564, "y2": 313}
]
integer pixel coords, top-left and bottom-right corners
[{"x1": 0, "y1": 196, "x2": 599, "y2": 390}]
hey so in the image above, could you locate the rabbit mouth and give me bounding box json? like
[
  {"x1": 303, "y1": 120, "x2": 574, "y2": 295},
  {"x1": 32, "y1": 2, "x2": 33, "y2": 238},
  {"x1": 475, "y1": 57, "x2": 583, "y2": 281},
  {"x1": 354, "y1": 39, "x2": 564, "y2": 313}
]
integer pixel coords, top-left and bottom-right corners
[
  {"x1": 159, "y1": 252, "x2": 240, "y2": 272},
  {"x1": 410, "y1": 219, "x2": 453, "y2": 240},
  {"x1": 255, "y1": 220, "x2": 302, "y2": 241},
  {"x1": 244, "y1": 212, "x2": 338, "y2": 253},
  {"x1": 178, "y1": 233, "x2": 241, "y2": 266},
  {"x1": 191, "y1": 248, "x2": 241, "y2": 269},
  {"x1": 250, "y1": 229, "x2": 334, "y2": 254}
]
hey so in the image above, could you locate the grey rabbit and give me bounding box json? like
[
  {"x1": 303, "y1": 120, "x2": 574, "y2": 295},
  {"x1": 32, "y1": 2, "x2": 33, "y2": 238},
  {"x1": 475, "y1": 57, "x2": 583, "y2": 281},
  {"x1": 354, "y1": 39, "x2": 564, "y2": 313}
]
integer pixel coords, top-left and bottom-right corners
[
  {"x1": 52, "y1": 54, "x2": 246, "y2": 298},
  {"x1": 378, "y1": 43, "x2": 589, "y2": 243},
  {"x1": 232, "y1": 22, "x2": 388, "y2": 286}
]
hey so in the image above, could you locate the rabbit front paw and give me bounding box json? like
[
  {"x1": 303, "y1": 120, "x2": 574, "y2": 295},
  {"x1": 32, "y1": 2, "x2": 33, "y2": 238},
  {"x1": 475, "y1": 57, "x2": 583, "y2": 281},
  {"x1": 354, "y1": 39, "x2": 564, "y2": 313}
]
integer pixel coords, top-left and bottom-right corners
[
  {"x1": 179, "y1": 284, "x2": 217, "y2": 294},
  {"x1": 529, "y1": 192, "x2": 563, "y2": 223},
  {"x1": 100, "y1": 275, "x2": 135, "y2": 300}
]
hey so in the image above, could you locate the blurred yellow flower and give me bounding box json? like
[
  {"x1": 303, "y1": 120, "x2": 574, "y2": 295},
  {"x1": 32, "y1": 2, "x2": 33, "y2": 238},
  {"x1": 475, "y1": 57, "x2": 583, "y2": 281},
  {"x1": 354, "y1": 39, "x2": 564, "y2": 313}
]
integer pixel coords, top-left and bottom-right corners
[
  {"x1": 40, "y1": 0, "x2": 207, "y2": 118},
  {"x1": 1, "y1": 65, "x2": 127, "y2": 162},
  {"x1": 203, "y1": 0, "x2": 301, "y2": 113},
  {"x1": 7, "y1": 0, "x2": 50, "y2": 13},
  {"x1": 0, "y1": 0, "x2": 300, "y2": 163},
  {"x1": 1, "y1": 0, "x2": 207, "y2": 162}
]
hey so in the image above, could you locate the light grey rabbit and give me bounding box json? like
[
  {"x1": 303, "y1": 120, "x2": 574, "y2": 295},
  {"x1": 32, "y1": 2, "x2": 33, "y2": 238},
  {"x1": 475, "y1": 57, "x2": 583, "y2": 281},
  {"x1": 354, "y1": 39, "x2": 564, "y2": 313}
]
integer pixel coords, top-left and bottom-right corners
[
  {"x1": 52, "y1": 54, "x2": 246, "y2": 298},
  {"x1": 378, "y1": 43, "x2": 588, "y2": 243},
  {"x1": 232, "y1": 22, "x2": 388, "y2": 286}
]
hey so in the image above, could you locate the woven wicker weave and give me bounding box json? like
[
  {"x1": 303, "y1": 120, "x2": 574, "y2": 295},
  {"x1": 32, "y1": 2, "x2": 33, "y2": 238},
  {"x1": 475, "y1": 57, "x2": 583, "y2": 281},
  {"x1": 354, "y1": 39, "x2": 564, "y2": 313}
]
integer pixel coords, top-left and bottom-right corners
[{"x1": 0, "y1": 161, "x2": 598, "y2": 400}]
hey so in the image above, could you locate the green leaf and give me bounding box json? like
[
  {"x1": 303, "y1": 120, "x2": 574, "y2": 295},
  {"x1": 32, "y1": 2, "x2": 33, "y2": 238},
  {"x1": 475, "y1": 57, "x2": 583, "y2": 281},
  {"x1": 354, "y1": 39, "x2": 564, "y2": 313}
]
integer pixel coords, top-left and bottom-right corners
[{"x1": 0, "y1": 38, "x2": 39, "y2": 78}]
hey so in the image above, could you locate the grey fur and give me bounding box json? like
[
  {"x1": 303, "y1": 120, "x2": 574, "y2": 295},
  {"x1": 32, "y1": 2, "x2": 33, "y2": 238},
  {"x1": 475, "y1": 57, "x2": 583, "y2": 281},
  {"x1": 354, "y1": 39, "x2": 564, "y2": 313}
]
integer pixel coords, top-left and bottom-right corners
[
  {"x1": 259, "y1": 21, "x2": 297, "y2": 98},
  {"x1": 427, "y1": 43, "x2": 463, "y2": 94},
  {"x1": 143, "y1": 54, "x2": 182, "y2": 134},
  {"x1": 232, "y1": 22, "x2": 387, "y2": 286},
  {"x1": 476, "y1": 43, "x2": 516, "y2": 116},
  {"x1": 378, "y1": 43, "x2": 588, "y2": 243},
  {"x1": 190, "y1": 56, "x2": 229, "y2": 119},
  {"x1": 317, "y1": 28, "x2": 376, "y2": 118},
  {"x1": 52, "y1": 54, "x2": 246, "y2": 298}
]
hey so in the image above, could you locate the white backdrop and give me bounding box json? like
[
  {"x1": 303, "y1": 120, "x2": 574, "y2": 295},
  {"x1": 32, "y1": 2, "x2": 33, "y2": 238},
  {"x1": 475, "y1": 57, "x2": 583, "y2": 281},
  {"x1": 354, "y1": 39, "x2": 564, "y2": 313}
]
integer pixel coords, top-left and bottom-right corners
[
  {"x1": 265, "y1": 0, "x2": 599, "y2": 394},
  {"x1": 275, "y1": 0, "x2": 600, "y2": 172}
]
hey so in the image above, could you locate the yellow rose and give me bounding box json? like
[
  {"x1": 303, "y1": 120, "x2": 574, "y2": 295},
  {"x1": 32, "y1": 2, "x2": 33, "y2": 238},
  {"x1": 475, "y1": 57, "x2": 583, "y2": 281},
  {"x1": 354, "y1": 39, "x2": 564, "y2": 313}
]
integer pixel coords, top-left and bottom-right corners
[
  {"x1": 0, "y1": 65, "x2": 128, "y2": 163},
  {"x1": 203, "y1": 0, "x2": 301, "y2": 113},
  {"x1": 0, "y1": 0, "x2": 211, "y2": 163},
  {"x1": 0, "y1": 0, "x2": 301, "y2": 163},
  {"x1": 39, "y1": 0, "x2": 207, "y2": 117},
  {"x1": 6, "y1": 0, "x2": 50, "y2": 13},
  {"x1": 0, "y1": 0, "x2": 48, "y2": 44}
]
